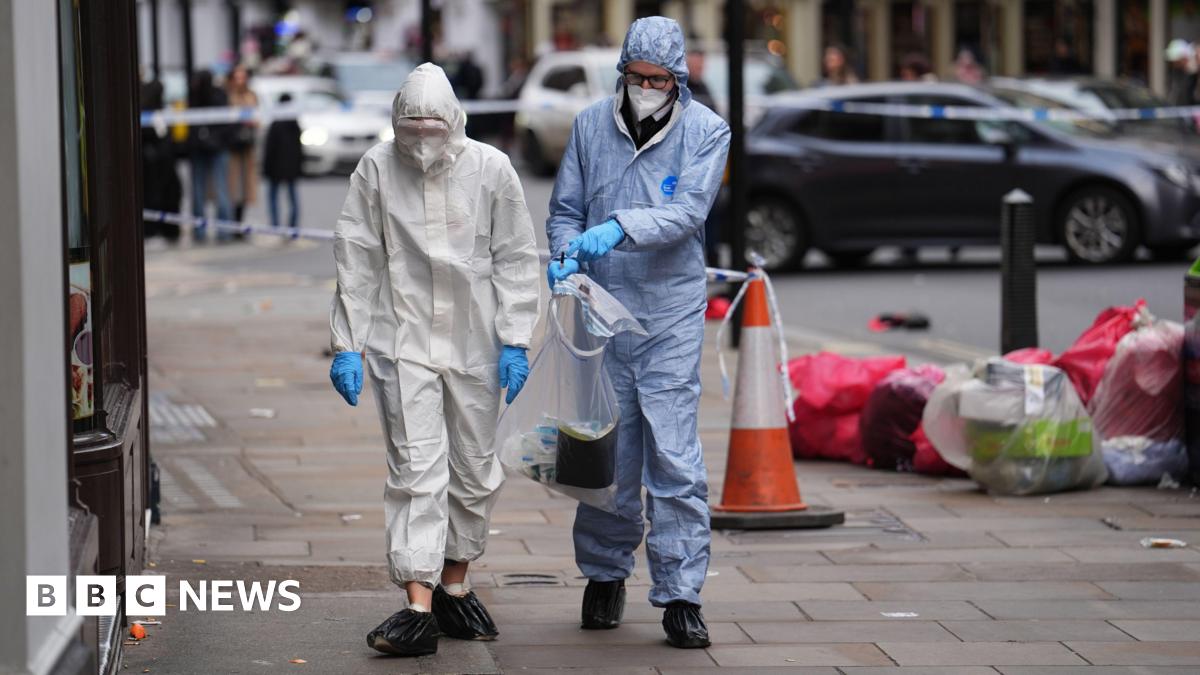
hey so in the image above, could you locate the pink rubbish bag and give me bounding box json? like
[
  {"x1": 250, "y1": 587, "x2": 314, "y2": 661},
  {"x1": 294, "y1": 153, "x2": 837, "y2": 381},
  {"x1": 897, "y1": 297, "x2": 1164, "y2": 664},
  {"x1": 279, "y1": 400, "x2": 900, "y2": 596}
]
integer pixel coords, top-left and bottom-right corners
[{"x1": 788, "y1": 352, "x2": 906, "y2": 464}]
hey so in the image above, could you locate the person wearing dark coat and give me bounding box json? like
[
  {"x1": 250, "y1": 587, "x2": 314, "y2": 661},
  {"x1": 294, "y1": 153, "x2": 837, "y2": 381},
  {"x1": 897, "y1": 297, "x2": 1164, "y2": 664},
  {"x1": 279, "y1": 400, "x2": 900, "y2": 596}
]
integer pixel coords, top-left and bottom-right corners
[
  {"x1": 262, "y1": 93, "x2": 303, "y2": 230},
  {"x1": 141, "y1": 80, "x2": 183, "y2": 241},
  {"x1": 188, "y1": 69, "x2": 236, "y2": 240}
]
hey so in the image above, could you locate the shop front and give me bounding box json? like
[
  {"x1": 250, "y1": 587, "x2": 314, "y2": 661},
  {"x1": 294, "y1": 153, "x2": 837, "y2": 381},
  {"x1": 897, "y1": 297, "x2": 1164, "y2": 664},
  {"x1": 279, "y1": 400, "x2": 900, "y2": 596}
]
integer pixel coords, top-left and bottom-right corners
[{"x1": 2, "y1": 0, "x2": 149, "y2": 671}]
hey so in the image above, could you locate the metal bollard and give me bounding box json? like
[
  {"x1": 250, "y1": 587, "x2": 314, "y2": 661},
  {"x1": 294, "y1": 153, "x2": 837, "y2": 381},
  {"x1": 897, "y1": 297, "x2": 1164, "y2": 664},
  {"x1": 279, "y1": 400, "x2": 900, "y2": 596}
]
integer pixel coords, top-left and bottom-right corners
[{"x1": 1000, "y1": 189, "x2": 1038, "y2": 354}]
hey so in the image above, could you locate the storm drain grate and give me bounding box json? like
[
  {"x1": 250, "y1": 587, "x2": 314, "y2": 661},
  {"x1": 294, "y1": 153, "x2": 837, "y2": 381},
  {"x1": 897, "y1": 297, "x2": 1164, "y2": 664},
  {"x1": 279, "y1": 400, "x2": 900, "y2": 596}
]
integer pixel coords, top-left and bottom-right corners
[{"x1": 149, "y1": 393, "x2": 216, "y2": 444}]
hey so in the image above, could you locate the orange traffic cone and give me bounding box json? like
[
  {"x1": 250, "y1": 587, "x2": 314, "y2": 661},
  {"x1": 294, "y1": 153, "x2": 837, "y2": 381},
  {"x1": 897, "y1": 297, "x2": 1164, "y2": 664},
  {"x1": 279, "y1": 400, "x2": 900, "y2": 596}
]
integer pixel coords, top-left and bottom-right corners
[{"x1": 711, "y1": 277, "x2": 843, "y2": 530}]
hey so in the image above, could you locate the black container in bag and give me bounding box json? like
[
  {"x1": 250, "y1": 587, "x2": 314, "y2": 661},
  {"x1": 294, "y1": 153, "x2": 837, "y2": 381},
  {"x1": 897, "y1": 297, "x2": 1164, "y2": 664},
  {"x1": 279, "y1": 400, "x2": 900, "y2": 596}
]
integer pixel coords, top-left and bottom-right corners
[
  {"x1": 556, "y1": 421, "x2": 618, "y2": 489},
  {"x1": 493, "y1": 274, "x2": 647, "y2": 513}
]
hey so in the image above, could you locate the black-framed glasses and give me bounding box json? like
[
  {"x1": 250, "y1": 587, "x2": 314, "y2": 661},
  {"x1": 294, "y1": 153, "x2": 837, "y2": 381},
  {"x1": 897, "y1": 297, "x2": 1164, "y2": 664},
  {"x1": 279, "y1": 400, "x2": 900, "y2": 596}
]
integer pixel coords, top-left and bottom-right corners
[{"x1": 623, "y1": 72, "x2": 674, "y2": 89}]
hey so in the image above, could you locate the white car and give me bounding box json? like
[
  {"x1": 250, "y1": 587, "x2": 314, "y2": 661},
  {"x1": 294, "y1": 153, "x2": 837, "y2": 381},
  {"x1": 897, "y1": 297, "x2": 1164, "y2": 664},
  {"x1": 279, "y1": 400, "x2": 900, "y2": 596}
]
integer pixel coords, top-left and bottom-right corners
[
  {"x1": 515, "y1": 47, "x2": 796, "y2": 174},
  {"x1": 251, "y1": 75, "x2": 392, "y2": 175}
]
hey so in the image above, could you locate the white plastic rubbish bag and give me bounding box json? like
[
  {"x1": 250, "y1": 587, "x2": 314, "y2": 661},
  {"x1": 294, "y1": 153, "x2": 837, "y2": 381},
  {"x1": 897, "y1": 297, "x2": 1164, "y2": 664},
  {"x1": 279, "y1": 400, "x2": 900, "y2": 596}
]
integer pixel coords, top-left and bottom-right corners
[
  {"x1": 494, "y1": 274, "x2": 647, "y2": 513},
  {"x1": 923, "y1": 359, "x2": 1107, "y2": 496},
  {"x1": 1089, "y1": 318, "x2": 1187, "y2": 485}
]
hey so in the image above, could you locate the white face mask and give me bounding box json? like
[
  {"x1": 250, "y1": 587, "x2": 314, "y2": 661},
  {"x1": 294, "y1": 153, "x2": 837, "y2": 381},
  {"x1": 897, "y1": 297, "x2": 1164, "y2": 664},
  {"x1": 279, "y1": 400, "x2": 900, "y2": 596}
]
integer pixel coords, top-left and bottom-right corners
[
  {"x1": 393, "y1": 117, "x2": 450, "y2": 172},
  {"x1": 398, "y1": 135, "x2": 448, "y2": 171},
  {"x1": 626, "y1": 85, "x2": 671, "y2": 121}
]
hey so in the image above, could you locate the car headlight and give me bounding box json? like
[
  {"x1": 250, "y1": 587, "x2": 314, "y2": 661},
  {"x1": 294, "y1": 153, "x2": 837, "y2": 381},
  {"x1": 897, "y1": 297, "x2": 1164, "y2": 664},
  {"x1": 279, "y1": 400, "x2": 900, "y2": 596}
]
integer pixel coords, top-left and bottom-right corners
[
  {"x1": 300, "y1": 127, "x2": 329, "y2": 147},
  {"x1": 379, "y1": 126, "x2": 395, "y2": 142},
  {"x1": 1157, "y1": 163, "x2": 1192, "y2": 190}
]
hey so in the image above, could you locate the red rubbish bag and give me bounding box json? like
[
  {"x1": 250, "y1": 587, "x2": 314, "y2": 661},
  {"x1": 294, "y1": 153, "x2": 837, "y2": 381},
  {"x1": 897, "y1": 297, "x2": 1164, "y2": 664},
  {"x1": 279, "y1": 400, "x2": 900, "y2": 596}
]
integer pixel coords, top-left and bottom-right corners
[
  {"x1": 1053, "y1": 301, "x2": 1145, "y2": 405},
  {"x1": 911, "y1": 426, "x2": 964, "y2": 476},
  {"x1": 860, "y1": 365, "x2": 946, "y2": 470},
  {"x1": 1004, "y1": 347, "x2": 1054, "y2": 365},
  {"x1": 788, "y1": 352, "x2": 906, "y2": 464}
]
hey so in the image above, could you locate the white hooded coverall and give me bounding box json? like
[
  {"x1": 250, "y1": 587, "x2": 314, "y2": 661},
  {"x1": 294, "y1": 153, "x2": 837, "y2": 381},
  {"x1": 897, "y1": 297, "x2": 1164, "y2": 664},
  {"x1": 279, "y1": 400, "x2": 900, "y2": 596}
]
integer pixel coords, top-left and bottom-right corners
[{"x1": 330, "y1": 63, "x2": 540, "y2": 588}]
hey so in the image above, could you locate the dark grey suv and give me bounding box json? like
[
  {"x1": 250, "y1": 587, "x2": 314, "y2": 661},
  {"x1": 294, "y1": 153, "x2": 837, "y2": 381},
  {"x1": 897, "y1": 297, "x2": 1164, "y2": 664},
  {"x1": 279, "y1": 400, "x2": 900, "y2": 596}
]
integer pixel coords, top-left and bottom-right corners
[{"x1": 743, "y1": 82, "x2": 1200, "y2": 269}]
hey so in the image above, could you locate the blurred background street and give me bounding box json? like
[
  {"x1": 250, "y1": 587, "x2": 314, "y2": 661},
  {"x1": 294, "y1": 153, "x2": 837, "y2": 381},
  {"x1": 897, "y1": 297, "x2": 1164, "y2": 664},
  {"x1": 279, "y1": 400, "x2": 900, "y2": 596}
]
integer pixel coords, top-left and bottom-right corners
[{"x1": 167, "y1": 169, "x2": 1186, "y2": 361}]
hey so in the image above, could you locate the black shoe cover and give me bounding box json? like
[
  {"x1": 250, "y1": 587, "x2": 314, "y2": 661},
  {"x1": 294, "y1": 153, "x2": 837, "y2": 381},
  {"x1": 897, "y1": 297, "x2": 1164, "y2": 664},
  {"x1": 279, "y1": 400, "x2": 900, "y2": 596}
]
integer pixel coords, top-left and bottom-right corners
[
  {"x1": 581, "y1": 579, "x2": 625, "y2": 630},
  {"x1": 366, "y1": 609, "x2": 439, "y2": 657},
  {"x1": 662, "y1": 601, "x2": 711, "y2": 649},
  {"x1": 431, "y1": 586, "x2": 499, "y2": 641}
]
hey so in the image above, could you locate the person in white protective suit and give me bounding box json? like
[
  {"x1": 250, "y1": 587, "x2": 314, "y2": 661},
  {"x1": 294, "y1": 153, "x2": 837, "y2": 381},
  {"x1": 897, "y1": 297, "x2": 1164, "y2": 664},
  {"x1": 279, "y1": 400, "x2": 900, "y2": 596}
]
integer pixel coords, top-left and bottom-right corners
[{"x1": 328, "y1": 63, "x2": 540, "y2": 657}]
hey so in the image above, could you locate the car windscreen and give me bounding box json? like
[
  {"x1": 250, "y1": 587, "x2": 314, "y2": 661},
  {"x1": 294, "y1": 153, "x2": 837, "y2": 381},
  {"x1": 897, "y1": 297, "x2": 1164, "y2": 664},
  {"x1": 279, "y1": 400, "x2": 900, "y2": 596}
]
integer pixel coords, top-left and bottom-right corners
[
  {"x1": 698, "y1": 54, "x2": 798, "y2": 100},
  {"x1": 334, "y1": 61, "x2": 412, "y2": 94},
  {"x1": 989, "y1": 88, "x2": 1118, "y2": 138}
]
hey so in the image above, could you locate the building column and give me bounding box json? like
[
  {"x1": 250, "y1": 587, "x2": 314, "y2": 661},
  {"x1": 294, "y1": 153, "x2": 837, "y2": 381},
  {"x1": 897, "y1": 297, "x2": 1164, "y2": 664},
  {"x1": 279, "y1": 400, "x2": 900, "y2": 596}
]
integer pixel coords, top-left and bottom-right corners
[
  {"x1": 0, "y1": 0, "x2": 78, "y2": 672},
  {"x1": 866, "y1": 0, "x2": 891, "y2": 80},
  {"x1": 1151, "y1": 0, "x2": 1167, "y2": 93},
  {"x1": 926, "y1": 0, "x2": 955, "y2": 79},
  {"x1": 604, "y1": 0, "x2": 634, "y2": 46},
  {"x1": 530, "y1": 0, "x2": 554, "y2": 53},
  {"x1": 999, "y1": 0, "x2": 1024, "y2": 76},
  {"x1": 689, "y1": 0, "x2": 722, "y2": 43},
  {"x1": 786, "y1": 0, "x2": 822, "y2": 85},
  {"x1": 1093, "y1": 0, "x2": 1116, "y2": 77}
]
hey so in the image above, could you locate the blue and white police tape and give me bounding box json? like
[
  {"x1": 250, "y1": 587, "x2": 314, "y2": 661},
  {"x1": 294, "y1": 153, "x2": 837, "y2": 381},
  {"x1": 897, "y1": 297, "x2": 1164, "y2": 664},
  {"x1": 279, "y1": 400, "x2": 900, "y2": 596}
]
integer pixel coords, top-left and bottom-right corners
[
  {"x1": 140, "y1": 98, "x2": 527, "y2": 128},
  {"x1": 709, "y1": 255, "x2": 796, "y2": 416},
  {"x1": 143, "y1": 96, "x2": 1200, "y2": 129},
  {"x1": 798, "y1": 98, "x2": 1200, "y2": 122},
  {"x1": 142, "y1": 210, "x2": 334, "y2": 242}
]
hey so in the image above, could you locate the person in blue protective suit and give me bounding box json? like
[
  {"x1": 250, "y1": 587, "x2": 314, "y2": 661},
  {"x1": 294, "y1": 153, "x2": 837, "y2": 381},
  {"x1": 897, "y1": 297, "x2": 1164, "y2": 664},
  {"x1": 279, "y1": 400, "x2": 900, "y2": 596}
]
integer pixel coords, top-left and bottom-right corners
[{"x1": 545, "y1": 17, "x2": 731, "y2": 649}]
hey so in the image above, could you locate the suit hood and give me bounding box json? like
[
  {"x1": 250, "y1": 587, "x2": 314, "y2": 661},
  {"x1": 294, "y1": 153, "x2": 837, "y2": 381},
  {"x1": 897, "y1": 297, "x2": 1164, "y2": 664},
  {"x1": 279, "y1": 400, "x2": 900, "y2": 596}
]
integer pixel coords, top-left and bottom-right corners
[
  {"x1": 391, "y1": 63, "x2": 467, "y2": 169},
  {"x1": 616, "y1": 16, "x2": 692, "y2": 106}
]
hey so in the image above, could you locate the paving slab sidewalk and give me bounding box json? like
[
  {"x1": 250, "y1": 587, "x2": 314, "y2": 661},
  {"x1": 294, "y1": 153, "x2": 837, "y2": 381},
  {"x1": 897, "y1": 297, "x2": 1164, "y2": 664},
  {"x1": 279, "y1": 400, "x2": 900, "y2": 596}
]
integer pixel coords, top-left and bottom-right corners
[{"x1": 124, "y1": 244, "x2": 1200, "y2": 674}]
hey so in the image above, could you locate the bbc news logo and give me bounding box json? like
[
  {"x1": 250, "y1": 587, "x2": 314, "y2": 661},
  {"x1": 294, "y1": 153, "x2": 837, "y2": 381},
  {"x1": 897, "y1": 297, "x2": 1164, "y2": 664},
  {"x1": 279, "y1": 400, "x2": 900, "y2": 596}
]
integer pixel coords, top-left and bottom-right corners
[{"x1": 27, "y1": 576, "x2": 301, "y2": 616}]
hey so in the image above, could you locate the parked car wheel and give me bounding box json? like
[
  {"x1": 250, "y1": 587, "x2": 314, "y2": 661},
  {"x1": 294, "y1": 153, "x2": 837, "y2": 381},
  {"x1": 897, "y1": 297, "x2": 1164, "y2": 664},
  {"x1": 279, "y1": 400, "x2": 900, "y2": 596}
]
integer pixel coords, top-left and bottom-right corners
[
  {"x1": 745, "y1": 195, "x2": 808, "y2": 271},
  {"x1": 825, "y1": 249, "x2": 875, "y2": 268},
  {"x1": 1059, "y1": 186, "x2": 1140, "y2": 264},
  {"x1": 522, "y1": 130, "x2": 555, "y2": 177}
]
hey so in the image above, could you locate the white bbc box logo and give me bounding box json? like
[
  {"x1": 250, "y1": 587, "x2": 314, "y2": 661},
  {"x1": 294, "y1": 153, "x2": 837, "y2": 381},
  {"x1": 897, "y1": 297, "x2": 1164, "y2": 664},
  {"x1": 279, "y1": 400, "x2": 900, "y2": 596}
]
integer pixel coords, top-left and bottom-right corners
[
  {"x1": 76, "y1": 575, "x2": 117, "y2": 616},
  {"x1": 26, "y1": 576, "x2": 67, "y2": 616},
  {"x1": 126, "y1": 575, "x2": 167, "y2": 616}
]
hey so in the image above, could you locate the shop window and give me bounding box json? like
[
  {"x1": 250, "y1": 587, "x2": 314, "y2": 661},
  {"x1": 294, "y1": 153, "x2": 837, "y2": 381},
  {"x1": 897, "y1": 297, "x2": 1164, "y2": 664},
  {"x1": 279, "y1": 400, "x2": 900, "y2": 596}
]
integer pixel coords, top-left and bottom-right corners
[
  {"x1": 1024, "y1": 0, "x2": 1094, "y2": 75},
  {"x1": 1118, "y1": 0, "x2": 1150, "y2": 84}
]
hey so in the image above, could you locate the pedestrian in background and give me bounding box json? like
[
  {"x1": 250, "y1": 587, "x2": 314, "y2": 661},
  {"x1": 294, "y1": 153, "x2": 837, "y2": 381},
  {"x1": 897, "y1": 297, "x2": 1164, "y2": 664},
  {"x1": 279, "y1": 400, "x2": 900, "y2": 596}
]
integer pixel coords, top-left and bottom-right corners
[
  {"x1": 1165, "y1": 39, "x2": 1197, "y2": 106},
  {"x1": 226, "y1": 64, "x2": 259, "y2": 223},
  {"x1": 686, "y1": 46, "x2": 717, "y2": 111},
  {"x1": 187, "y1": 69, "x2": 235, "y2": 241},
  {"x1": 262, "y1": 93, "x2": 302, "y2": 231},
  {"x1": 816, "y1": 44, "x2": 859, "y2": 86},
  {"x1": 141, "y1": 80, "x2": 182, "y2": 242},
  {"x1": 899, "y1": 52, "x2": 936, "y2": 82},
  {"x1": 953, "y1": 47, "x2": 986, "y2": 85}
]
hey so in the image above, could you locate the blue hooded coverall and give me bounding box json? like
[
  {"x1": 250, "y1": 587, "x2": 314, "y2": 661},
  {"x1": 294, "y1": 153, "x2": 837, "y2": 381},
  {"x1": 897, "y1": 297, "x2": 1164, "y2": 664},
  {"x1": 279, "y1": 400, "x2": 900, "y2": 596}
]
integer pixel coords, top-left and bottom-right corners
[{"x1": 545, "y1": 17, "x2": 731, "y2": 607}]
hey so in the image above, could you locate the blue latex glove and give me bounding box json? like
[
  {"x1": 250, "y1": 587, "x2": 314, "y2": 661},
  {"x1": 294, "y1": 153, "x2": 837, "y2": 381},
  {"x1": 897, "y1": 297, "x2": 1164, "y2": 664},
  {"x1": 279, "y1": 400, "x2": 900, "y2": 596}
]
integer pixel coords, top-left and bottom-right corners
[
  {"x1": 566, "y1": 219, "x2": 625, "y2": 262},
  {"x1": 330, "y1": 352, "x2": 363, "y2": 406},
  {"x1": 498, "y1": 345, "x2": 529, "y2": 404},
  {"x1": 546, "y1": 256, "x2": 580, "y2": 290}
]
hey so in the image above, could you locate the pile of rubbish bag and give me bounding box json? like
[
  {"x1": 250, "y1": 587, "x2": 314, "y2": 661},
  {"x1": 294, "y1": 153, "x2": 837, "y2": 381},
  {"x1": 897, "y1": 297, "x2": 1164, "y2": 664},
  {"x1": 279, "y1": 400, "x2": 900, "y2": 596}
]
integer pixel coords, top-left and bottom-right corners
[{"x1": 784, "y1": 299, "x2": 1189, "y2": 494}]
